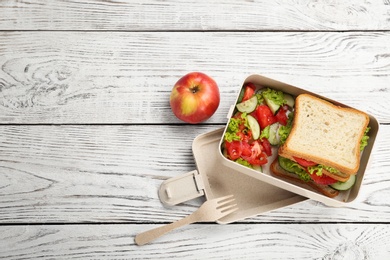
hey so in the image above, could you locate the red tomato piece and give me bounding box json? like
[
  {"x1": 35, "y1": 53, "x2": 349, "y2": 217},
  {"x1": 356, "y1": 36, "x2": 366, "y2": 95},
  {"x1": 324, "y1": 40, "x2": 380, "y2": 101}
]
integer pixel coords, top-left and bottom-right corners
[
  {"x1": 275, "y1": 106, "x2": 288, "y2": 126},
  {"x1": 242, "y1": 83, "x2": 256, "y2": 102},
  {"x1": 242, "y1": 141, "x2": 268, "y2": 166},
  {"x1": 261, "y1": 138, "x2": 272, "y2": 156},
  {"x1": 293, "y1": 157, "x2": 318, "y2": 167},
  {"x1": 308, "y1": 171, "x2": 338, "y2": 185},
  {"x1": 225, "y1": 141, "x2": 242, "y2": 160},
  {"x1": 243, "y1": 152, "x2": 268, "y2": 165},
  {"x1": 241, "y1": 141, "x2": 252, "y2": 157},
  {"x1": 256, "y1": 105, "x2": 277, "y2": 129}
]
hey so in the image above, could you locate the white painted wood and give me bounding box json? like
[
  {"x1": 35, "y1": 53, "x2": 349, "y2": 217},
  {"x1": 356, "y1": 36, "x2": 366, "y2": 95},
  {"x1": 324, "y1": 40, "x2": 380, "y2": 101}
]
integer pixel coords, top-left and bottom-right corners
[
  {"x1": 1, "y1": 0, "x2": 390, "y2": 31},
  {"x1": 1, "y1": 1, "x2": 389, "y2": 258},
  {"x1": 0, "y1": 224, "x2": 389, "y2": 259},
  {"x1": 0, "y1": 31, "x2": 389, "y2": 124},
  {"x1": 0, "y1": 125, "x2": 388, "y2": 223}
]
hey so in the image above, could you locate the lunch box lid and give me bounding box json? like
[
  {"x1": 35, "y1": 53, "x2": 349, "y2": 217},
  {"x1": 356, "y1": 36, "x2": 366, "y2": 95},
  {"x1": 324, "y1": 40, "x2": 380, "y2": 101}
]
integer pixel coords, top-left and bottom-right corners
[{"x1": 158, "y1": 128, "x2": 307, "y2": 224}]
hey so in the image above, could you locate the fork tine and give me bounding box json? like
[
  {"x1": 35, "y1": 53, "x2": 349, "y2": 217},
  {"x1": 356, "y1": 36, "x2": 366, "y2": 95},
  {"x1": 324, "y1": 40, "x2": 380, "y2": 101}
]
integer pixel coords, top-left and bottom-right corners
[
  {"x1": 216, "y1": 194, "x2": 235, "y2": 204},
  {"x1": 220, "y1": 205, "x2": 239, "y2": 216},
  {"x1": 216, "y1": 198, "x2": 235, "y2": 209},
  {"x1": 219, "y1": 203, "x2": 238, "y2": 213}
]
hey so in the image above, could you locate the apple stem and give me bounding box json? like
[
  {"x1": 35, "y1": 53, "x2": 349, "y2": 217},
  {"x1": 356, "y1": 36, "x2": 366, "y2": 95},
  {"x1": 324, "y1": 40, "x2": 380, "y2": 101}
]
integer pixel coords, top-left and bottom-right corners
[{"x1": 191, "y1": 86, "x2": 199, "y2": 93}]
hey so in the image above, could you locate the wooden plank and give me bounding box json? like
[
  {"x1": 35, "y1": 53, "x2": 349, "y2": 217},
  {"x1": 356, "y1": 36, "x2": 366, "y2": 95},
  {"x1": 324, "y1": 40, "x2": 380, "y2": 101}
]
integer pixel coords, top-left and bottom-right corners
[
  {"x1": 0, "y1": 125, "x2": 388, "y2": 223},
  {"x1": 1, "y1": 0, "x2": 390, "y2": 31},
  {"x1": 0, "y1": 31, "x2": 389, "y2": 124},
  {"x1": 0, "y1": 224, "x2": 389, "y2": 259}
]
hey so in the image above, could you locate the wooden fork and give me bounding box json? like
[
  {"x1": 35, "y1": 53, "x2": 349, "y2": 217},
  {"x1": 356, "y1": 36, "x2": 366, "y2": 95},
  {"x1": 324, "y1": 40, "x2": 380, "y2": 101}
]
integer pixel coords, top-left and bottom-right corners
[{"x1": 135, "y1": 195, "x2": 238, "y2": 246}]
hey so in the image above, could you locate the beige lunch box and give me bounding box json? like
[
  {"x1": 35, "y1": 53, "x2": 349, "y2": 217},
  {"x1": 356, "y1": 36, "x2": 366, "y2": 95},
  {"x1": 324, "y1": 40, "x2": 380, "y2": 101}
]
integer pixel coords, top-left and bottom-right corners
[{"x1": 158, "y1": 75, "x2": 379, "y2": 222}]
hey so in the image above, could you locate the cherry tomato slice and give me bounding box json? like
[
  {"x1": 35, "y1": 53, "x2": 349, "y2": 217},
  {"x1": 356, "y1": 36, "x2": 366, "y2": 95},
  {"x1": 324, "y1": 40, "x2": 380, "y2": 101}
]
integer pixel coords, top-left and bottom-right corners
[
  {"x1": 244, "y1": 152, "x2": 268, "y2": 166},
  {"x1": 256, "y1": 105, "x2": 277, "y2": 129},
  {"x1": 242, "y1": 141, "x2": 268, "y2": 166},
  {"x1": 242, "y1": 83, "x2": 256, "y2": 102},
  {"x1": 261, "y1": 138, "x2": 272, "y2": 156},
  {"x1": 225, "y1": 141, "x2": 242, "y2": 160},
  {"x1": 275, "y1": 106, "x2": 288, "y2": 126},
  {"x1": 293, "y1": 156, "x2": 318, "y2": 167},
  {"x1": 241, "y1": 141, "x2": 252, "y2": 157},
  {"x1": 309, "y1": 171, "x2": 338, "y2": 185}
]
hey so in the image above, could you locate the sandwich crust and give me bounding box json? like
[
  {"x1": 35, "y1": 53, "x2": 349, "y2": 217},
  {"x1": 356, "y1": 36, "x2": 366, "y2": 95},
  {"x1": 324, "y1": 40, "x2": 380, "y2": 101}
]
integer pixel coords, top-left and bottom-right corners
[{"x1": 278, "y1": 94, "x2": 369, "y2": 175}]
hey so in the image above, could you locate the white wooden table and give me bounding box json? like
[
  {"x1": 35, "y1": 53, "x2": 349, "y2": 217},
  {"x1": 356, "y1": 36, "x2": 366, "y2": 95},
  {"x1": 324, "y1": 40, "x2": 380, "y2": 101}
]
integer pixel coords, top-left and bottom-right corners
[{"x1": 1, "y1": 1, "x2": 390, "y2": 259}]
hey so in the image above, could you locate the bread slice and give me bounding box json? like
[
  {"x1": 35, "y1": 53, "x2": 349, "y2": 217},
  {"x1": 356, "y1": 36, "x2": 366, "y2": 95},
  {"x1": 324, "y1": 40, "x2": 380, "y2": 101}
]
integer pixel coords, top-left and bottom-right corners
[
  {"x1": 278, "y1": 94, "x2": 369, "y2": 175},
  {"x1": 270, "y1": 158, "x2": 339, "y2": 198}
]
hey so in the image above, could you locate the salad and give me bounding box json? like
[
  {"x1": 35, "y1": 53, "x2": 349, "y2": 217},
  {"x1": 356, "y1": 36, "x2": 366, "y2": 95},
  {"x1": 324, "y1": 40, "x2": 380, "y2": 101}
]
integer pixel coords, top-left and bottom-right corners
[{"x1": 221, "y1": 83, "x2": 295, "y2": 171}]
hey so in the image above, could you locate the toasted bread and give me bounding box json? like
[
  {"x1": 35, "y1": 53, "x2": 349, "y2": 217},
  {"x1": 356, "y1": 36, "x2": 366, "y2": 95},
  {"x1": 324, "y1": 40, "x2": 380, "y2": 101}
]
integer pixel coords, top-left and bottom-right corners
[
  {"x1": 270, "y1": 158, "x2": 339, "y2": 198},
  {"x1": 278, "y1": 94, "x2": 369, "y2": 175}
]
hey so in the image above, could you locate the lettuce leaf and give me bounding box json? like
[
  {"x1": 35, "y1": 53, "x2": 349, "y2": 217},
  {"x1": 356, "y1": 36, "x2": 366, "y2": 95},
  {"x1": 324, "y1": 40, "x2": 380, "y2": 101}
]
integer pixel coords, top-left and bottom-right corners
[
  {"x1": 307, "y1": 164, "x2": 339, "y2": 176},
  {"x1": 262, "y1": 88, "x2": 285, "y2": 106},
  {"x1": 360, "y1": 127, "x2": 370, "y2": 151},
  {"x1": 235, "y1": 158, "x2": 252, "y2": 168},
  {"x1": 259, "y1": 125, "x2": 270, "y2": 140},
  {"x1": 278, "y1": 125, "x2": 291, "y2": 145},
  {"x1": 224, "y1": 117, "x2": 241, "y2": 142},
  {"x1": 279, "y1": 157, "x2": 311, "y2": 182},
  {"x1": 256, "y1": 93, "x2": 264, "y2": 105},
  {"x1": 278, "y1": 112, "x2": 293, "y2": 145},
  {"x1": 224, "y1": 113, "x2": 250, "y2": 142}
]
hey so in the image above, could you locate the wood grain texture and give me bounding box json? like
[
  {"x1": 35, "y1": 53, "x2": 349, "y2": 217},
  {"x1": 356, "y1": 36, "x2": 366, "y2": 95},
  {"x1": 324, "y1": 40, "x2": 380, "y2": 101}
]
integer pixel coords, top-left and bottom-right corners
[
  {"x1": 0, "y1": 224, "x2": 389, "y2": 259},
  {"x1": 0, "y1": 31, "x2": 389, "y2": 124},
  {"x1": 1, "y1": 1, "x2": 390, "y2": 258},
  {"x1": 0, "y1": 125, "x2": 388, "y2": 223},
  {"x1": 1, "y1": 0, "x2": 390, "y2": 31}
]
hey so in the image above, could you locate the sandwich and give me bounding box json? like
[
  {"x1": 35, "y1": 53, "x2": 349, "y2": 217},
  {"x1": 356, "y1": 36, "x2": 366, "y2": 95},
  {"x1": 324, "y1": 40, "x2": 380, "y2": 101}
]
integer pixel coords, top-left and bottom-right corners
[{"x1": 270, "y1": 93, "x2": 370, "y2": 198}]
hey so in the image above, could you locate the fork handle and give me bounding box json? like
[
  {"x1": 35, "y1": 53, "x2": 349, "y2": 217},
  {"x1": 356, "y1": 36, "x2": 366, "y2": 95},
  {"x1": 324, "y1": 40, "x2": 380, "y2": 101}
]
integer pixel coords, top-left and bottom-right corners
[{"x1": 135, "y1": 213, "x2": 197, "y2": 246}]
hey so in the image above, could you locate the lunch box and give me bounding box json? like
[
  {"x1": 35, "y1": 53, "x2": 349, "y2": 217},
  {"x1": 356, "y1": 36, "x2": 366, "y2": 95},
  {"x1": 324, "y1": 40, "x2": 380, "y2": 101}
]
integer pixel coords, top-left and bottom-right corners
[
  {"x1": 219, "y1": 75, "x2": 380, "y2": 207},
  {"x1": 158, "y1": 75, "x2": 379, "y2": 222}
]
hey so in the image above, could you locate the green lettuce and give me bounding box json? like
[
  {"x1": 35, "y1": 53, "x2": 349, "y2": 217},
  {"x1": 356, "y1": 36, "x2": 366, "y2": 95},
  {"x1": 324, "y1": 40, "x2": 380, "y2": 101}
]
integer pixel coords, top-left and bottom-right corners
[
  {"x1": 278, "y1": 125, "x2": 291, "y2": 145},
  {"x1": 279, "y1": 157, "x2": 311, "y2": 182},
  {"x1": 259, "y1": 125, "x2": 270, "y2": 140},
  {"x1": 224, "y1": 113, "x2": 250, "y2": 142},
  {"x1": 235, "y1": 158, "x2": 252, "y2": 168},
  {"x1": 256, "y1": 93, "x2": 264, "y2": 105},
  {"x1": 307, "y1": 164, "x2": 339, "y2": 176},
  {"x1": 224, "y1": 117, "x2": 241, "y2": 142},
  {"x1": 278, "y1": 112, "x2": 294, "y2": 145},
  {"x1": 262, "y1": 88, "x2": 285, "y2": 106},
  {"x1": 360, "y1": 127, "x2": 370, "y2": 151}
]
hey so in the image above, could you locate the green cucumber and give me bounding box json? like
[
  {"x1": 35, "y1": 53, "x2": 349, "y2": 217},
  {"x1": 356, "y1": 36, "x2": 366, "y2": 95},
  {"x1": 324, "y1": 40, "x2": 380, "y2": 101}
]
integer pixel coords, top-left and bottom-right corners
[
  {"x1": 268, "y1": 123, "x2": 280, "y2": 145},
  {"x1": 264, "y1": 97, "x2": 280, "y2": 115},
  {"x1": 236, "y1": 95, "x2": 258, "y2": 113},
  {"x1": 252, "y1": 165, "x2": 263, "y2": 172},
  {"x1": 330, "y1": 175, "x2": 356, "y2": 191},
  {"x1": 278, "y1": 156, "x2": 292, "y2": 173},
  {"x1": 237, "y1": 87, "x2": 245, "y2": 103},
  {"x1": 284, "y1": 93, "x2": 295, "y2": 108},
  {"x1": 247, "y1": 115, "x2": 260, "y2": 140}
]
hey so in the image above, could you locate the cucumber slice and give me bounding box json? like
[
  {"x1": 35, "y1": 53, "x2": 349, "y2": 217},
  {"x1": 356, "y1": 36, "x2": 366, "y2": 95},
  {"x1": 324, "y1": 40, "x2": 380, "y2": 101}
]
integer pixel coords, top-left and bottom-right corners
[
  {"x1": 284, "y1": 93, "x2": 295, "y2": 108},
  {"x1": 237, "y1": 87, "x2": 245, "y2": 103},
  {"x1": 252, "y1": 165, "x2": 263, "y2": 172},
  {"x1": 236, "y1": 95, "x2": 257, "y2": 113},
  {"x1": 263, "y1": 97, "x2": 280, "y2": 115},
  {"x1": 330, "y1": 175, "x2": 356, "y2": 191},
  {"x1": 247, "y1": 115, "x2": 260, "y2": 140},
  {"x1": 278, "y1": 156, "x2": 292, "y2": 172},
  {"x1": 268, "y1": 123, "x2": 280, "y2": 145}
]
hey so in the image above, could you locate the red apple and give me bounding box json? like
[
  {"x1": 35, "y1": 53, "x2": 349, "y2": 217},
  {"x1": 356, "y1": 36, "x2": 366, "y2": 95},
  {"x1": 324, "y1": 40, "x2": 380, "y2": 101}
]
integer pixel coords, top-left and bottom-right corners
[{"x1": 170, "y1": 72, "x2": 220, "y2": 124}]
